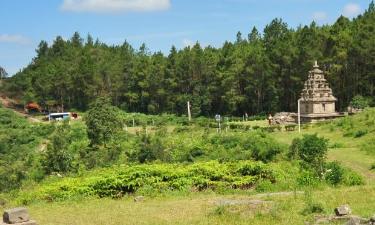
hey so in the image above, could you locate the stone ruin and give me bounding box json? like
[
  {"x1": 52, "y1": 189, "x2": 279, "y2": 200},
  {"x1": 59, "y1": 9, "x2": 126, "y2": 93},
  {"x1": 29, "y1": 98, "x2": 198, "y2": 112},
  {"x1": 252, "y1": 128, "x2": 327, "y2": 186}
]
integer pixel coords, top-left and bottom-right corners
[
  {"x1": 298, "y1": 61, "x2": 343, "y2": 123},
  {"x1": 270, "y1": 112, "x2": 297, "y2": 125},
  {"x1": 313, "y1": 205, "x2": 375, "y2": 225},
  {"x1": 1, "y1": 208, "x2": 37, "y2": 225}
]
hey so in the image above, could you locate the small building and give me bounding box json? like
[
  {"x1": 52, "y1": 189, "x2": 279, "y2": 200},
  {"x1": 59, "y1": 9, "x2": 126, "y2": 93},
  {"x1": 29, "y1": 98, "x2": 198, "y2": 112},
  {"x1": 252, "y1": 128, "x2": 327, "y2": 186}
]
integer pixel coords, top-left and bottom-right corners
[{"x1": 298, "y1": 61, "x2": 343, "y2": 123}]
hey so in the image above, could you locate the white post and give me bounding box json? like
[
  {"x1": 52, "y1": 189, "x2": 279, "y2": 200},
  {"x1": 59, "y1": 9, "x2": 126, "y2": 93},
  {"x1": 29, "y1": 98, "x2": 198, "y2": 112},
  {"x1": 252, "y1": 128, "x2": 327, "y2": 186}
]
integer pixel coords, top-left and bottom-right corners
[
  {"x1": 187, "y1": 101, "x2": 192, "y2": 122},
  {"x1": 132, "y1": 118, "x2": 135, "y2": 127},
  {"x1": 298, "y1": 99, "x2": 301, "y2": 133}
]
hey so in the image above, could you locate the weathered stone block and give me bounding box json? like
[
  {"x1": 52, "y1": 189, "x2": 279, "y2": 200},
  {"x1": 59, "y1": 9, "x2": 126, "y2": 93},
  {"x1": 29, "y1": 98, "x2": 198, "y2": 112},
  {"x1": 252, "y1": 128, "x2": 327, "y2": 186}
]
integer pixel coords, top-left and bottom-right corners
[
  {"x1": 345, "y1": 216, "x2": 360, "y2": 225},
  {"x1": 1, "y1": 220, "x2": 38, "y2": 225},
  {"x1": 3, "y1": 208, "x2": 30, "y2": 224},
  {"x1": 1, "y1": 221, "x2": 37, "y2": 225},
  {"x1": 134, "y1": 196, "x2": 144, "y2": 202},
  {"x1": 334, "y1": 205, "x2": 352, "y2": 216}
]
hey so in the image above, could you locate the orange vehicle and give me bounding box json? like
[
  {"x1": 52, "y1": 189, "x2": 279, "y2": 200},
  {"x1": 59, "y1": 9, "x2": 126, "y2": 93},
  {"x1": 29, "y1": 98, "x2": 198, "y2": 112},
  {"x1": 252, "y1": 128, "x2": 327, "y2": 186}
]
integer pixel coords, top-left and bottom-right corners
[{"x1": 24, "y1": 102, "x2": 42, "y2": 113}]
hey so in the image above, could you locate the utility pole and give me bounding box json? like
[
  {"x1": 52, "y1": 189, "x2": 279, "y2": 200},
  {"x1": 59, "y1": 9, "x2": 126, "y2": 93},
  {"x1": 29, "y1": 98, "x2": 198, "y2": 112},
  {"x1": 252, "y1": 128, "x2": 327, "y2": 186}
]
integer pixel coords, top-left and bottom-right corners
[
  {"x1": 298, "y1": 99, "x2": 301, "y2": 133},
  {"x1": 187, "y1": 101, "x2": 192, "y2": 121}
]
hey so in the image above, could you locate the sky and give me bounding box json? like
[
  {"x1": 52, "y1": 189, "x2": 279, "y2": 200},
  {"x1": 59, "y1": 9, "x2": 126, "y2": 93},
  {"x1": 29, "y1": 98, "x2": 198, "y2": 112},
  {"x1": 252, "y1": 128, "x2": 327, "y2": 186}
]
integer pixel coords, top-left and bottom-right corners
[{"x1": 0, "y1": 0, "x2": 371, "y2": 76}]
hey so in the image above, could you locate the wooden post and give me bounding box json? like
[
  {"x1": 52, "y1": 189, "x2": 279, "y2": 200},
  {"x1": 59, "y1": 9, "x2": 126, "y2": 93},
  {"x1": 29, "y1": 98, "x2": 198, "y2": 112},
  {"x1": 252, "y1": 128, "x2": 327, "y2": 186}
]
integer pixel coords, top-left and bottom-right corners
[
  {"x1": 298, "y1": 99, "x2": 301, "y2": 133},
  {"x1": 187, "y1": 101, "x2": 192, "y2": 121}
]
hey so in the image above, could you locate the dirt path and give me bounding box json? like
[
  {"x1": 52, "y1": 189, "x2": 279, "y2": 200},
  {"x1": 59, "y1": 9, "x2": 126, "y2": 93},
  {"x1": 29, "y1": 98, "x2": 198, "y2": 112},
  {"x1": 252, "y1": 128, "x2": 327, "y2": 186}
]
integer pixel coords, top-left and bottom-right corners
[{"x1": 0, "y1": 96, "x2": 42, "y2": 123}]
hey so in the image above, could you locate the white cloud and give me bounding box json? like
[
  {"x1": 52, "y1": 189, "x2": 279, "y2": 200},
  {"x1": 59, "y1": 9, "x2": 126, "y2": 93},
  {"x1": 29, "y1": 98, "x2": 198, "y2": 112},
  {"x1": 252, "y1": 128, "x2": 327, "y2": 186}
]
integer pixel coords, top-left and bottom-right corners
[
  {"x1": 61, "y1": 0, "x2": 171, "y2": 13},
  {"x1": 0, "y1": 34, "x2": 31, "y2": 45},
  {"x1": 343, "y1": 3, "x2": 361, "y2": 17},
  {"x1": 312, "y1": 11, "x2": 327, "y2": 22}
]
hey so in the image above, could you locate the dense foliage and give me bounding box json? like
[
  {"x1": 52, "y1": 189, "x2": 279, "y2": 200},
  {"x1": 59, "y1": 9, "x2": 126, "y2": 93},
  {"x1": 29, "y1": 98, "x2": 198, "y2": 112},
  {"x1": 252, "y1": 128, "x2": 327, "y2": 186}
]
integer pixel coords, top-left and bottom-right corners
[
  {"x1": 289, "y1": 134, "x2": 328, "y2": 177},
  {"x1": 15, "y1": 161, "x2": 298, "y2": 204},
  {"x1": 350, "y1": 95, "x2": 372, "y2": 109},
  {"x1": 0, "y1": 66, "x2": 7, "y2": 80},
  {"x1": 4, "y1": 2, "x2": 375, "y2": 116},
  {"x1": 0, "y1": 105, "x2": 367, "y2": 202},
  {"x1": 0, "y1": 107, "x2": 54, "y2": 191},
  {"x1": 85, "y1": 96, "x2": 123, "y2": 146}
]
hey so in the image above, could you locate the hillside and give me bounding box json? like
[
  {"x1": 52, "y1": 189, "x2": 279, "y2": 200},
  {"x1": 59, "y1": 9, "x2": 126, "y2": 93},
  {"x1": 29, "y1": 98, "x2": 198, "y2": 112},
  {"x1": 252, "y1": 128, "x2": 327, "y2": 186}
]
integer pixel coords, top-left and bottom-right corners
[
  {"x1": 3, "y1": 2, "x2": 375, "y2": 116},
  {"x1": 0, "y1": 104, "x2": 374, "y2": 224}
]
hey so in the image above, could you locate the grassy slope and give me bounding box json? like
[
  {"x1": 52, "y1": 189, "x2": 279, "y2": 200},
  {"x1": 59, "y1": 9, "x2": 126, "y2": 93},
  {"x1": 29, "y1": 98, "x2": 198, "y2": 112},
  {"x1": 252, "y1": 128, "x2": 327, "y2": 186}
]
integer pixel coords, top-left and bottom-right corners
[
  {"x1": 1, "y1": 109, "x2": 375, "y2": 225},
  {"x1": 271, "y1": 110, "x2": 375, "y2": 184}
]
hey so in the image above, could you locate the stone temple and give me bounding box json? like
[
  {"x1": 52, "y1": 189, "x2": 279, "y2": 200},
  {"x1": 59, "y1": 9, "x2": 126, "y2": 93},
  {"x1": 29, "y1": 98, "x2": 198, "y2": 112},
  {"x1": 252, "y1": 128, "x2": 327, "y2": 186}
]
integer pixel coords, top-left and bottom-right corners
[{"x1": 298, "y1": 61, "x2": 342, "y2": 123}]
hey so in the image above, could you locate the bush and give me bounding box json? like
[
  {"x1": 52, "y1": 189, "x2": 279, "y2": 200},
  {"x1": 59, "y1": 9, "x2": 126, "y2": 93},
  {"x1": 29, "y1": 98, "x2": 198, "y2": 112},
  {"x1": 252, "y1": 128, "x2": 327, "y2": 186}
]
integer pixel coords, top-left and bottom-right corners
[
  {"x1": 353, "y1": 129, "x2": 368, "y2": 138},
  {"x1": 297, "y1": 170, "x2": 320, "y2": 186},
  {"x1": 42, "y1": 121, "x2": 73, "y2": 174},
  {"x1": 16, "y1": 161, "x2": 281, "y2": 202},
  {"x1": 325, "y1": 161, "x2": 363, "y2": 186},
  {"x1": 302, "y1": 202, "x2": 325, "y2": 215},
  {"x1": 301, "y1": 191, "x2": 325, "y2": 215},
  {"x1": 350, "y1": 95, "x2": 371, "y2": 109},
  {"x1": 342, "y1": 170, "x2": 364, "y2": 186},
  {"x1": 325, "y1": 161, "x2": 344, "y2": 185},
  {"x1": 85, "y1": 96, "x2": 123, "y2": 146},
  {"x1": 289, "y1": 134, "x2": 328, "y2": 177}
]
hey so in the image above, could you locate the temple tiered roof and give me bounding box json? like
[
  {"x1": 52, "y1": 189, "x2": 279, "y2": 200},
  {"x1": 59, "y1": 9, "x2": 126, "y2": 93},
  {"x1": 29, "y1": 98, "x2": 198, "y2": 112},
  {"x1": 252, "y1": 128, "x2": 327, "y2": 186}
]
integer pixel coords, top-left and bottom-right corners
[{"x1": 299, "y1": 61, "x2": 337, "y2": 103}]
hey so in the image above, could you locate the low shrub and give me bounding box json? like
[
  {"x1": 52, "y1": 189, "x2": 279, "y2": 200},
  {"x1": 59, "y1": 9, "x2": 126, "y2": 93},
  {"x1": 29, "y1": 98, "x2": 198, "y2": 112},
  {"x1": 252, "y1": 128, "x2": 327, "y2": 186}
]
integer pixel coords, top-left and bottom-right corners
[
  {"x1": 16, "y1": 161, "x2": 282, "y2": 203},
  {"x1": 325, "y1": 161, "x2": 364, "y2": 186},
  {"x1": 325, "y1": 161, "x2": 344, "y2": 185},
  {"x1": 301, "y1": 190, "x2": 325, "y2": 215},
  {"x1": 353, "y1": 130, "x2": 368, "y2": 138}
]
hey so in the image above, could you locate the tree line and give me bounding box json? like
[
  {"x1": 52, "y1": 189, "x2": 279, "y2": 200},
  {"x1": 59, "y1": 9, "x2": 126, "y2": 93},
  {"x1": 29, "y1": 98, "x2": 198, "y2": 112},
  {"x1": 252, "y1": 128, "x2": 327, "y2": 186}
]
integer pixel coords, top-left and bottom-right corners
[{"x1": 4, "y1": 2, "x2": 375, "y2": 116}]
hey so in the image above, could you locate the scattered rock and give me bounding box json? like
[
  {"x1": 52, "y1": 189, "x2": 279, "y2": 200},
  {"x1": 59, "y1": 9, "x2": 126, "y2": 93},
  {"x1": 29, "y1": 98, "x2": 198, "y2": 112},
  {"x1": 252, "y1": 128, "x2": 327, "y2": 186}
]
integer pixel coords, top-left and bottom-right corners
[
  {"x1": 271, "y1": 112, "x2": 297, "y2": 125},
  {"x1": 369, "y1": 215, "x2": 375, "y2": 225},
  {"x1": 346, "y1": 216, "x2": 361, "y2": 225},
  {"x1": 3, "y1": 208, "x2": 30, "y2": 224},
  {"x1": 134, "y1": 196, "x2": 145, "y2": 202},
  {"x1": 335, "y1": 205, "x2": 352, "y2": 216},
  {"x1": 2, "y1": 208, "x2": 37, "y2": 225},
  {"x1": 1, "y1": 221, "x2": 37, "y2": 225}
]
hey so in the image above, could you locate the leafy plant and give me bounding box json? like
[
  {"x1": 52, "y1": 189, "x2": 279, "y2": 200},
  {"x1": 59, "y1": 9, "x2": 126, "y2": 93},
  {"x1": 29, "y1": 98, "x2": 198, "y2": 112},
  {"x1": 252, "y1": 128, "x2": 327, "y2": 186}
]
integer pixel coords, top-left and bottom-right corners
[
  {"x1": 85, "y1": 96, "x2": 123, "y2": 146},
  {"x1": 290, "y1": 134, "x2": 328, "y2": 177},
  {"x1": 350, "y1": 95, "x2": 371, "y2": 109}
]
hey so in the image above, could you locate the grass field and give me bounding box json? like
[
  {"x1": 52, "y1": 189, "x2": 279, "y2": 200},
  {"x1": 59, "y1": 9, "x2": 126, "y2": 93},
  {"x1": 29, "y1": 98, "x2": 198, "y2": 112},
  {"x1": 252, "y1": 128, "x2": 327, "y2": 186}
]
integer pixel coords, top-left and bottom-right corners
[
  {"x1": 1, "y1": 109, "x2": 375, "y2": 225},
  {"x1": 11, "y1": 185, "x2": 374, "y2": 225}
]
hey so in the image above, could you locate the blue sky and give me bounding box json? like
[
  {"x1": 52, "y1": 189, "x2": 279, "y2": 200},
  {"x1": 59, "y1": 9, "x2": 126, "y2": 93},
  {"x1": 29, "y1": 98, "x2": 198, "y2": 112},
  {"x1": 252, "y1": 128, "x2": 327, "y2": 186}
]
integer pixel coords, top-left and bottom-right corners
[{"x1": 0, "y1": 0, "x2": 370, "y2": 75}]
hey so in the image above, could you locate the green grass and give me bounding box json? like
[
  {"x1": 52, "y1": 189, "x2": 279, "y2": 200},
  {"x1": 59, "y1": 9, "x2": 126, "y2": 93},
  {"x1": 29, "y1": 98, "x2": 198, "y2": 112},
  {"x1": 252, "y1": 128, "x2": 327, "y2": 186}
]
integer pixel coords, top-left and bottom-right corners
[
  {"x1": 1, "y1": 185, "x2": 373, "y2": 225},
  {"x1": 1, "y1": 108, "x2": 375, "y2": 224},
  {"x1": 270, "y1": 109, "x2": 375, "y2": 184}
]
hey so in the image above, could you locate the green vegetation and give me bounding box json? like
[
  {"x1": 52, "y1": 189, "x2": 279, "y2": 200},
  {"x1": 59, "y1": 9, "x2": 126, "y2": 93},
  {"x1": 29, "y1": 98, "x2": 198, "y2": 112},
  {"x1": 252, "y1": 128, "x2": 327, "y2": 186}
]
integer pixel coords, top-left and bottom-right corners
[
  {"x1": 85, "y1": 96, "x2": 122, "y2": 146},
  {"x1": 0, "y1": 107, "x2": 54, "y2": 191},
  {"x1": 289, "y1": 134, "x2": 328, "y2": 177},
  {"x1": 350, "y1": 95, "x2": 372, "y2": 109},
  {"x1": 0, "y1": 104, "x2": 374, "y2": 224},
  {"x1": 15, "y1": 161, "x2": 288, "y2": 204},
  {"x1": 4, "y1": 2, "x2": 375, "y2": 115},
  {"x1": 0, "y1": 3, "x2": 375, "y2": 224}
]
